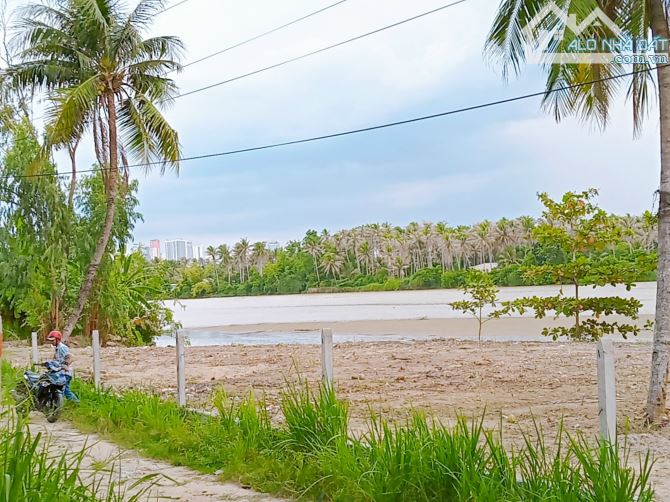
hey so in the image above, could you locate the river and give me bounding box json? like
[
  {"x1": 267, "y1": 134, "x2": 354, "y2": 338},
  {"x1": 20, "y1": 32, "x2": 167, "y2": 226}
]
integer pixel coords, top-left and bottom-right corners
[{"x1": 154, "y1": 282, "x2": 657, "y2": 346}]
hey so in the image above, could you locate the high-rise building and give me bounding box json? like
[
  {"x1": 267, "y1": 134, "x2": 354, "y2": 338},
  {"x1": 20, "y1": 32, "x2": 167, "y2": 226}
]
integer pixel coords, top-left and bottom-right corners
[
  {"x1": 193, "y1": 245, "x2": 204, "y2": 261},
  {"x1": 132, "y1": 242, "x2": 151, "y2": 261},
  {"x1": 149, "y1": 239, "x2": 161, "y2": 260},
  {"x1": 164, "y1": 239, "x2": 194, "y2": 261},
  {"x1": 266, "y1": 241, "x2": 281, "y2": 251}
]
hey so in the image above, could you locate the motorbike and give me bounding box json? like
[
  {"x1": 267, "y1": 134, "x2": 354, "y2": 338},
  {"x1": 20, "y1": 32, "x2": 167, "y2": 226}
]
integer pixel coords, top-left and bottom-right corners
[{"x1": 12, "y1": 360, "x2": 67, "y2": 423}]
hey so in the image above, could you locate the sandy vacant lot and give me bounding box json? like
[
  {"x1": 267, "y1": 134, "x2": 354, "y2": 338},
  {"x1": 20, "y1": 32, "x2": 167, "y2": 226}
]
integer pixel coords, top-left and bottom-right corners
[{"x1": 6, "y1": 334, "x2": 670, "y2": 497}]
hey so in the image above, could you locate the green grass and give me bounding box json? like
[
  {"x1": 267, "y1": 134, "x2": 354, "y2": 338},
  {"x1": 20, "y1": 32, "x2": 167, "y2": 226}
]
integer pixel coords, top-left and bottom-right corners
[
  {"x1": 0, "y1": 362, "x2": 159, "y2": 501},
  {"x1": 2, "y1": 362, "x2": 656, "y2": 501},
  {"x1": 0, "y1": 412, "x2": 162, "y2": 502}
]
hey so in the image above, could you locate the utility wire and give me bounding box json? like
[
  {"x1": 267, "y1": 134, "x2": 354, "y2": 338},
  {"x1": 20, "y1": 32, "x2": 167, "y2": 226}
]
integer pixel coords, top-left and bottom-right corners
[
  {"x1": 3, "y1": 64, "x2": 665, "y2": 180},
  {"x1": 174, "y1": 0, "x2": 469, "y2": 100},
  {"x1": 30, "y1": 0, "x2": 347, "y2": 122},
  {"x1": 160, "y1": 0, "x2": 191, "y2": 13},
  {"x1": 181, "y1": 0, "x2": 349, "y2": 70},
  {"x1": 28, "y1": 0, "x2": 190, "y2": 122}
]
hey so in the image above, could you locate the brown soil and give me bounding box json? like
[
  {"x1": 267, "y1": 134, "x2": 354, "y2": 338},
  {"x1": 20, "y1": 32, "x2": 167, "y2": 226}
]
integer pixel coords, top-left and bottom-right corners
[{"x1": 6, "y1": 338, "x2": 670, "y2": 498}]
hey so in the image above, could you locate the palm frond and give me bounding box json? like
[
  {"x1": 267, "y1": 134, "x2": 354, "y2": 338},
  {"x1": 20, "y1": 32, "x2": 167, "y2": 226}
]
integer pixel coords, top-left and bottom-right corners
[
  {"x1": 71, "y1": 0, "x2": 114, "y2": 30},
  {"x1": 7, "y1": 59, "x2": 81, "y2": 91},
  {"x1": 130, "y1": 36, "x2": 185, "y2": 65},
  {"x1": 45, "y1": 74, "x2": 99, "y2": 147},
  {"x1": 118, "y1": 94, "x2": 180, "y2": 173},
  {"x1": 125, "y1": 72, "x2": 178, "y2": 103},
  {"x1": 127, "y1": 0, "x2": 168, "y2": 31},
  {"x1": 485, "y1": 0, "x2": 552, "y2": 79},
  {"x1": 126, "y1": 58, "x2": 180, "y2": 77}
]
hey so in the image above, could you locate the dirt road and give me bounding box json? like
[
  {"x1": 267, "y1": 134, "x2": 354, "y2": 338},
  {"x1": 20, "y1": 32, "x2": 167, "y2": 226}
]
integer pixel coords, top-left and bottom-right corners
[{"x1": 28, "y1": 413, "x2": 283, "y2": 501}]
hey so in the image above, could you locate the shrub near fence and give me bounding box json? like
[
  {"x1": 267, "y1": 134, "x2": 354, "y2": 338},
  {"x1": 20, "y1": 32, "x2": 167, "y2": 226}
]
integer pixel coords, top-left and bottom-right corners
[{"x1": 56, "y1": 375, "x2": 655, "y2": 502}]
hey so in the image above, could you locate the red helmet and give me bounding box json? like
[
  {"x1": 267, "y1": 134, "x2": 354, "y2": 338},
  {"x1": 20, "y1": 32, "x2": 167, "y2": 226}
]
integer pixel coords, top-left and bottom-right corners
[{"x1": 46, "y1": 330, "x2": 62, "y2": 343}]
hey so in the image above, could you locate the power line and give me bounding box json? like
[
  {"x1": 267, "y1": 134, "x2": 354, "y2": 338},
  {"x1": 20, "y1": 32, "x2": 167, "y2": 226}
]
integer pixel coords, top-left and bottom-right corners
[
  {"x1": 3, "y1": 64, "x2": 664, "y2": 181},
  {"x1": 160, "y1": 0, "x2": 191, "y2": 13},
  {"x1": 174, "y1": 0, "x2": 469, "y2": 100},
  {"x1": 181, "y1": 0, "x2": 349, "y2": 71},
  {"x1": 30, "y1": 0, "x2": 346, "y2": 122}
]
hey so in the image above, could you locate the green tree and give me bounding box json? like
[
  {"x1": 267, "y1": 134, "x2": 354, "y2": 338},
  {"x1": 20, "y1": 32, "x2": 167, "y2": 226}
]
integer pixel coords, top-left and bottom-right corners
[
  {"x1": 91, "y1": 252, "x2": 176, "y2": 345},
  {"x1": 0, "y1": 120, "x2": 70, "y2": 333},
  {"x1": 303, "y1": 230, "x2": 323, "y2": 285},
  {"x1": 217, "y1": 244, "x2": 233, "y2": 284},
  {"x1": 450, "y1": 270, "x2": 500, "y2": 343},
  {"x1": 501, "y1": 190, "x2": 653, "y2": 341},
  {"x1": 206, "y1": 245, "x2": 219, "y2": 290},
  {"x1": 8, "y1": 0, "x2": 183, "y2": 339},
  {"x1": 485, "y1": 0, "x2": 670, "y2": 423}
]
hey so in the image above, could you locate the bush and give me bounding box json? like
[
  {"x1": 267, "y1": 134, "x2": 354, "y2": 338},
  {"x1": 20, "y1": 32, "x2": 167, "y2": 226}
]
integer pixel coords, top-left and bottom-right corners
[
  {"x1": 441, "y1": 270, "x2": 468, "y2": 289},
  {"x1": 408, "y1": 267, "x2": 443, "y2": 289},
  {"x1": 491, "y1": 265, "x2": 526, "y2": 287}
]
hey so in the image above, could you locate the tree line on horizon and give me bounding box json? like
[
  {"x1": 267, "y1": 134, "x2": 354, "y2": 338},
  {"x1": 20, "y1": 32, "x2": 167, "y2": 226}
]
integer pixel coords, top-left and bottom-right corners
[{"x1": 154, "y1": 206, "x2": 658, "y2": 299}]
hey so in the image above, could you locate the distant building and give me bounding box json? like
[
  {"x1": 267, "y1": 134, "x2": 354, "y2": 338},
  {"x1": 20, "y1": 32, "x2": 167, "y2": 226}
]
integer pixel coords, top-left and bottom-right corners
[
  {"x1": 149, "y1": 239, "x2": 161, "y2": 260},
  {"x1": 193, "y1": 245, "x2": 204, "y2": 261},
  {"x1": 266, "y1": 241, "x2": 281, "y2": 251},
  {"x1": 164, "y1": 239, "x2": 194, "y2": 261},
  {"x1": 132, "y1": 242, "x2": 151, "y2": 261}
]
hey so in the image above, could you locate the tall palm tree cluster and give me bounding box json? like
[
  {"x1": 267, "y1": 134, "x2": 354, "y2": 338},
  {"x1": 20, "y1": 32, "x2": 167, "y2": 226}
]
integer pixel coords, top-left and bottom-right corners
[
  {"x1": 190, "y1": 212, "x2": 657, "y2": 286},
  {"x1": 205, "y1": 239, "x2": 270, "y2": 285},
  {"x1": 3, "y1": 0, "x2": 182, "y2": 339}
]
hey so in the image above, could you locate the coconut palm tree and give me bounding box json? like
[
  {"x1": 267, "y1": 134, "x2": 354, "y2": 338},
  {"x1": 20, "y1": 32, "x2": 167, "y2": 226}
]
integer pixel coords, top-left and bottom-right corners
[
  {"x1": 303, "y1": 231, "x2": 323, "y2": 284},
  {"x1": 486, "y1": 0, "x2": 670, "y2": 421},
  {"x1": 320, "y1": 246, "x2": 344, "y2": 279},
  {"x1": 251, "y1": 241, "x2": 269, "y2": 274},
  {"x1": 357, "y1": 241, "x2": 373, "y2": 275},
  {"x1": 217, "y1": 244, "x2": 232, "y2": 283},
  {"x1": 9, "y1": 0, "x2": 182, "y2": 338},
  {"x1": 233, "y1": 238, "x2": 250, "y2": 282},
  {"x1": 206, "y1": 245, "x2": 219, "y2": 289}
]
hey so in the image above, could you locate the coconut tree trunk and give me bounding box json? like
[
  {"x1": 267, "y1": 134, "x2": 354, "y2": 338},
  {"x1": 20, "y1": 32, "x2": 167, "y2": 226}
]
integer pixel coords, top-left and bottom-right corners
[
  {"x1": 647, "y1": 0, "x2": 670, "y2": 422},
  {"x1": 62, "y1": 91, "x2": 119, "y2": 340},
  {"x1": 67, "y1": 139, "x2": 79, "y2": 210}
]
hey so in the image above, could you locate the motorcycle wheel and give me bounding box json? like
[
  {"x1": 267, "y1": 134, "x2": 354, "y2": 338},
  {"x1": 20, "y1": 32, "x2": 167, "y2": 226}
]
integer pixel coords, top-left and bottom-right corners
[{"x1": 45, "y1": 393, "x2": 64, "y2": 423}]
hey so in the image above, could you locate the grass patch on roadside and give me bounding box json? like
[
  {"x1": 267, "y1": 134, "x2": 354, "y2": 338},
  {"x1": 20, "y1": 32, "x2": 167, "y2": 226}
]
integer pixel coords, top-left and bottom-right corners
[
  {"x1": 1, "y1": 362, "x2": 163, "y2": 501},
  {"x1": 51, "y1": 375, "x2": 656, "y2": 501},
  {"x1": 0, "y1": 416, "x2": 151, "y2": 502}
]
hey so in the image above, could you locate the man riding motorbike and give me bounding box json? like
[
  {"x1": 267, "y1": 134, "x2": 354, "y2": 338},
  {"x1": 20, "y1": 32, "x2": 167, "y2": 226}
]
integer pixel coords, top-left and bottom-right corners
[{"x1": 46, "y1": 330, "x2": 79, "y2": 402}]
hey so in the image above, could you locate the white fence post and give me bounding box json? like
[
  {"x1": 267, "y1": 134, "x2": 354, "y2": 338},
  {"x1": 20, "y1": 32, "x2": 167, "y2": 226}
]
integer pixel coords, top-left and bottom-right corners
[
  {"x1": 597, "y1": 339, "x2": 617, "y2": 442},
  {"x1": 176, "y1": 331, "x2": 186, "y2": 406},
  {"x1": 92, "y1": 330, "x2": 101, "y2": 389},
  {"x1": 321, "y1": 328, "x2": 333, "y2": 385},
  {"x1": 31, "y1": 332, "x2": 39, "y2": 366}
]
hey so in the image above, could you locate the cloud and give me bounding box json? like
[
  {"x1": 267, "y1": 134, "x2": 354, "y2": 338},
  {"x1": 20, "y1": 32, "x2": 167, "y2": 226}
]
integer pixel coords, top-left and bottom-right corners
[
  {"x1": 13, "y1": 0, "x2": 661, "y2": 247},
  {"x1": 374, "y1": 170, "x2": 514, "y2": 209},
  {"x1": 493, "y1": 101, "x2": 659, "y2": 214}
]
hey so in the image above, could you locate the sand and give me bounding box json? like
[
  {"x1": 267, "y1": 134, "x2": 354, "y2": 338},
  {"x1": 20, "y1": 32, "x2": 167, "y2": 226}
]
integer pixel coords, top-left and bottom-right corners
[
  {"x1": 192, "y1": 315, "x2": 656, "y2": 343},
  {"x1": 5, "y1": 316, "x2": 669, "y2": 498}
]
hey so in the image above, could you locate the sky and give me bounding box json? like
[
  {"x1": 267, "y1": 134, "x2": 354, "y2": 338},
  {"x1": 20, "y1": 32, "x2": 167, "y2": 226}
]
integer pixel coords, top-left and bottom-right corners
[{"x1": 9, "y1": 0, "x2": 662, "y2": 247}]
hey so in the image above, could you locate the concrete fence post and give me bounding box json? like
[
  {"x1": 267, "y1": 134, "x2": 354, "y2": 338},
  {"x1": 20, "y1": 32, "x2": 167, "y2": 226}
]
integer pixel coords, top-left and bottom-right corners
[
  {"x1": 321, "y1": 328, "x2": 333, "y2": 385},
  {"x1": 597, "y1": 339, "x2": 617, "y2": 442},
  {"x1": 176, "y1": 331, "x2": 186, "y2": 406},
  {"x1": 92, "y1": 330, "x2": 101, "y2": 389},
  {"x1": 31, "y1": 332, "x2": 39, "y2": 366}
]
